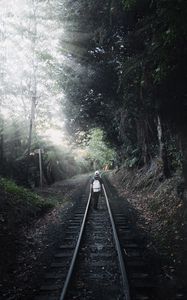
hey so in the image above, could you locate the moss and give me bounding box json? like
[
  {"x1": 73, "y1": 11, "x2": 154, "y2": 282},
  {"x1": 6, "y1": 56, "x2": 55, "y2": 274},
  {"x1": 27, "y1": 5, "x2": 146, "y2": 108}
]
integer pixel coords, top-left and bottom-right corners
[{"x1": 0, "y1": 178, "x2": 54, "y2": 226}]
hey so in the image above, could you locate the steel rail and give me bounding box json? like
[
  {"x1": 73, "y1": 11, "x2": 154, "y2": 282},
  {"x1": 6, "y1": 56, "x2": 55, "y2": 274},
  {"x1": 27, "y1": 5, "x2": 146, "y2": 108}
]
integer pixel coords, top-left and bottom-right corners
[
  {"x1": 102, "y1": 184, "x2": 131, "y2": 300},
  {"x1": 59, "y1": 191, "x2": 92, "y2": 300}
]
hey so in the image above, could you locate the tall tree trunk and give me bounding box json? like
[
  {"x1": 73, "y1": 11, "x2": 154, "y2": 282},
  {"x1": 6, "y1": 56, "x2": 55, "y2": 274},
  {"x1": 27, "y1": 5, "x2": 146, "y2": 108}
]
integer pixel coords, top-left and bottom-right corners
[
  {"x1": 157, "y1": 115, "x2": 171, "y2": 178},
  {"x1": 0, "y1": 118, "x2": 4, "y2": 173},
  {"x1": 157, "y1": 115, "x2": 163, "y2": 158},
  {"x1": 180, "y1": 130, "x2": 187, "y2": 244},
  {"x1": 136, "y1": 118, "x2": 149, "y2": 165},
  {"x1": 26, "y1": 0, "x2": 38, "y2": 183},
  {"x1": 181, "y1": 132, "x2": 187, "y2": 194},
  {"x1": 0, "y1": 19, "x2": 7, "y2": 175},
  {"x1": 28, "y1": 96, "x2": 36, "y2": 156}
]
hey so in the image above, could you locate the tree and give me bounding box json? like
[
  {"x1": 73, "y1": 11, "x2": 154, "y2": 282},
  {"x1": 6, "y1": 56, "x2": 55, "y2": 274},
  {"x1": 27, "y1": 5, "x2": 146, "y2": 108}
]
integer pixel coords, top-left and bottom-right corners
[
  {"x1": 86, "y1": 128, "x2": 116, "y2": 169},
  {"x1": 0, "y1": 0, "x2": 71, "y2": 182}
]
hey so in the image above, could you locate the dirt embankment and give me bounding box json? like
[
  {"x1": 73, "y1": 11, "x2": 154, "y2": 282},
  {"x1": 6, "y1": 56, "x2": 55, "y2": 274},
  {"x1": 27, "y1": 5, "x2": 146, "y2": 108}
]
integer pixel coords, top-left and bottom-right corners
[
  {"x1": 107, "y1": 163, "x2": 186, "y2": 295},
  {"x1": 0, "y1": 174, "x2": 89, "y2": 300}
]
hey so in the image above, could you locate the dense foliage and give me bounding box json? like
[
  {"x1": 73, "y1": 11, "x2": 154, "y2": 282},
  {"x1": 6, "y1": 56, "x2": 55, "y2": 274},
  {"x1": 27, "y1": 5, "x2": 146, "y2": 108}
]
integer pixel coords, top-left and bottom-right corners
[
  {"x1": 0, "y1": 0, "x2": 94, "y2": 184},
  {"x1": 57, "y1": 0, "x2": 187, "y2": 183},
  {"x1": 1, "y1": 2, "x2": 186, "y2": 297},
  {"x1": 1, "y1": 0, "x2": 187, "y2": 191},
  {"x1": 86, "y1": 128, "x2": 116, "y2": 169}
]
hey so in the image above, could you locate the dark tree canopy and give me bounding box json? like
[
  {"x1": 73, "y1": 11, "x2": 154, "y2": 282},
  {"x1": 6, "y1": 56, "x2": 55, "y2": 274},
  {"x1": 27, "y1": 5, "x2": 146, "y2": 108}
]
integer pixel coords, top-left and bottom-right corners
[
  {"x1": 57, "y1": 0, "x2": 187, "y2": 171},
  {"x1": 0, "y1": 0, "x2": 187, "y2": 185}
]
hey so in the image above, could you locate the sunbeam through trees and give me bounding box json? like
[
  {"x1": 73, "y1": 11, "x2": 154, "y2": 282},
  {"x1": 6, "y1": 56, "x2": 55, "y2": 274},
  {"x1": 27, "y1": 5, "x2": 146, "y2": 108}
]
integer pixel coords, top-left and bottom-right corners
[{"x1": 0, "y1": 1, "x2": 187, "y2": 299}]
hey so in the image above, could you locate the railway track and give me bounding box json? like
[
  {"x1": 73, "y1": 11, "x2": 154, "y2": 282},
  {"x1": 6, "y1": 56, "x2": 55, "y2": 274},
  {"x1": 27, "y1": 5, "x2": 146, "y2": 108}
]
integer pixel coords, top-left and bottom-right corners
[
  {"x1": 34, "y1": 180, "x2": 130, "y2": 300},
  {"x1": 103, "y1": 178, "x2": 157, "y2": 300},
  {"x1": 32, "y1": 176, "x2": 184, "y2": 300}
]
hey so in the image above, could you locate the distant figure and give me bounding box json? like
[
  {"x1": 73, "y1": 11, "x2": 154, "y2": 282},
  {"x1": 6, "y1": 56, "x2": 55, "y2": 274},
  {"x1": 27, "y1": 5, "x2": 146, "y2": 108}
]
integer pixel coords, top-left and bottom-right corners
[{"x1": 90, "y1": 170, "x2": 103, "y2": 210}]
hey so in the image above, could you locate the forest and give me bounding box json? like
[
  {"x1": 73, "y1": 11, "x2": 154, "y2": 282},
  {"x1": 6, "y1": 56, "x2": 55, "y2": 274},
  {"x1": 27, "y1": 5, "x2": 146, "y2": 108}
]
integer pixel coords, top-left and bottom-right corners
[
  {"x1": 0, "y1": 0, "x2": 187, "y2": 299},
  {"x1": 1, "y1": 0, "x2": 187, "y2": 187}
]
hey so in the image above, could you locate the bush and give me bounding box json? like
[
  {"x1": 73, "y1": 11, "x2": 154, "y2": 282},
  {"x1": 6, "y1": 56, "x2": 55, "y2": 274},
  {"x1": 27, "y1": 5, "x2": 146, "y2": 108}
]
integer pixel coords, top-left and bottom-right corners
[{"x1": 0, "y1": 178, "x2": 54, "y2": 226}]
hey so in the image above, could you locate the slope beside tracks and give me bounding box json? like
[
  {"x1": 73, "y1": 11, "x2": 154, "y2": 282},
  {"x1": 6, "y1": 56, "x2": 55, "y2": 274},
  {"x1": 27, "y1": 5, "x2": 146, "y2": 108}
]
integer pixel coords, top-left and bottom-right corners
[
  {"x1": 104, "y1": 172, "x2": 186, "y2": 300},
  {"x1": 103, "y1": 175, "x2": 158, "y2": 300},
  {"x1": 0, "y1": 174, "x2": 90, "y2": 300}
]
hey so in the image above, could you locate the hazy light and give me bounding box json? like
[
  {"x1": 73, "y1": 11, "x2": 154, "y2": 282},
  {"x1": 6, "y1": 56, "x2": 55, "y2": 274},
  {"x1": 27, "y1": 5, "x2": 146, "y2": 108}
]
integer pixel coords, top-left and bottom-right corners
[
  {"x1": 43, "y1": 128, "x2": 68, "y2": 146},
  {"x1": 73, "y1": 148, "x2": 88, "y2": 160},
  {"x1": 0, "y1": 0, "x2": 89, "y2": 154},
  {"x1": 0, "y1": 107, "x2": 10, "y2": 118}
]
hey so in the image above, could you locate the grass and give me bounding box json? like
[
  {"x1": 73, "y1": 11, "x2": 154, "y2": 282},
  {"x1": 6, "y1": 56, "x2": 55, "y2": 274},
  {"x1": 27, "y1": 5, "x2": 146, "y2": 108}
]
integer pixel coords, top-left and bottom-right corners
[{"x1": 0, "y1": 177, "x2": 54, "y2": 226}]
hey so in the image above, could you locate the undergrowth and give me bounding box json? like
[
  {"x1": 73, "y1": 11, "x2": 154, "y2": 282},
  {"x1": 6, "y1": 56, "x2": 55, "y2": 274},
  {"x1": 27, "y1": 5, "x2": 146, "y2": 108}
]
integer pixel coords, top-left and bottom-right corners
[
  {"x1": 0, "y1": 177, "x2": 54, "y2": 226},
  {"x1": 109, "y1": 163, "x2": 185, "y2": 273}
]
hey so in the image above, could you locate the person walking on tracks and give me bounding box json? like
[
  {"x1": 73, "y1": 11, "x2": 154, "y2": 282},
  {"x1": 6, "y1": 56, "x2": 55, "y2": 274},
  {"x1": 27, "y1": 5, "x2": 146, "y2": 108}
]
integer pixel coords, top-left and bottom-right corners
[{"x1": 90, "y1": 170, "x2": 103, "y2": 210}]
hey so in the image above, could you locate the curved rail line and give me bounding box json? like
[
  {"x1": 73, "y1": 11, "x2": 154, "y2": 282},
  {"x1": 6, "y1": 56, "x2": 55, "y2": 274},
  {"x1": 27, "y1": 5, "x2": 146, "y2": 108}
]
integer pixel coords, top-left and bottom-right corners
[{"x1": 58, "y1": 182, "x2": 130, "y2": 300}]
